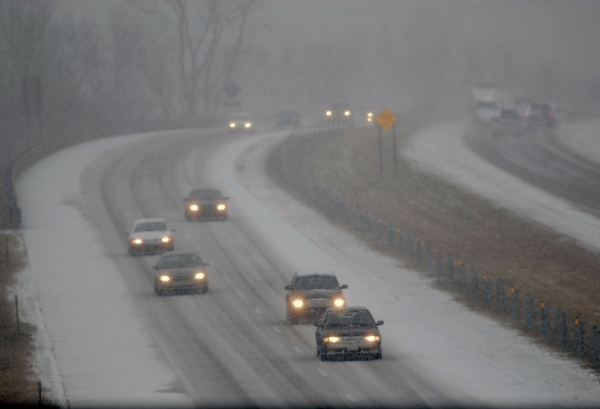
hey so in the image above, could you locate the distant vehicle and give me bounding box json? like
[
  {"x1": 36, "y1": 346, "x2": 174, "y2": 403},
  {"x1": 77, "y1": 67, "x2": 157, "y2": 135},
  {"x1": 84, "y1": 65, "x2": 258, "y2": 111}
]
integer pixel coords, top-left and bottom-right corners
[
  {"x1": 228, "y1": 113, "x2": 254, "y2": 133},
  {"x1": 492, "y1": 108, "x2": 526, "y2": 137},
  {"x1": 315, "y1": 307, "x2": 383, "y2": 361},
  {"x1": 471, "y1": 84, "x2": 503, "y2": 105},
  {"x1": 548, "y1": 101, "x2": 574, "y2": 122},
  {"x1": 127, "y1": 218, "x2": 175, "y2": 256},
  {"x1": 366, "y1": 111, "x2": 374, "y2": 124},
  {"x1": 152, "y1": 251, "x2": 210, "y2": 295},
  {"x1": 471, "y1": 100, "x2": 501, "y2": 124},
  {"x1": 276, "y1": 109, "x2": 300, "y2": 128},
  {"x1": 184, "y1": 188, "x2": 228, "y2": 221},
  {"x1": 285, "y1": 272, "x2": 347, "y2": 324},
  {"x1": 526, "y1": 103, "x2": 555, "y2": 128},
  {"x1": 514, "y1": 98, "x2": 533, "y2": 119},
  {"x1": 325, "y1": 103, "x2": 355, "y2": 126}
]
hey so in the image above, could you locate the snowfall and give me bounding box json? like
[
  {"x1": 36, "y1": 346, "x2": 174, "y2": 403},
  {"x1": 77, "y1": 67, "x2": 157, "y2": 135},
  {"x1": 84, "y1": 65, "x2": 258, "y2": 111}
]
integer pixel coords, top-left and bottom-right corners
[{"x1": 11, "y1": 118, "x2": 600, "y2": 407}]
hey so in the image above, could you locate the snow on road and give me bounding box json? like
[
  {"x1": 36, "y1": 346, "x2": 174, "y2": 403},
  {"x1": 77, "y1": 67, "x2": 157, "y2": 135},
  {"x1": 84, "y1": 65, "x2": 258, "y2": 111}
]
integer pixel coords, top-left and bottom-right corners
[{"x1": 12, "y1": 120, "x2": 600, "y2": 407}]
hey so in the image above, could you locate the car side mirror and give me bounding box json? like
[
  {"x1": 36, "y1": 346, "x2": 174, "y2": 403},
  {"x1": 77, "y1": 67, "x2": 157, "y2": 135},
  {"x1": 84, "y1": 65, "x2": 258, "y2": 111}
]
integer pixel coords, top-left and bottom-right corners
[
  {"x1": 340, "y1": 284, "x2": 348, "y2": 290},
  {"x1": 224, "y1": 197, "x2": 229, "y2": 200},
  {"x1": 203, "y1": 261, "x2": 211, "y2": 266},
  {"x1": 284, "y1": 285, "x2": 293, "y2": 291},
  {"x1": 152, "y1": 265, "x2": 158, "y2": 269},
  {"x1": 171, "y1": 228, "x2": 176, "y2": 232},
  {"x1": 125, "y1": 230, "x2": 130, "y2": 234},
  {"x1": 376, "y1": 320, "x2": 384, "y2": 326}
]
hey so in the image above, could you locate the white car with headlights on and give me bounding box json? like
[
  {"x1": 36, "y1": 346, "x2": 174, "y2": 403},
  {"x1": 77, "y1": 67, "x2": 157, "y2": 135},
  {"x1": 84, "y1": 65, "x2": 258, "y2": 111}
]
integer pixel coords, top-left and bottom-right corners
[
  {"x1": 153, "y1": 251, "x2": 210, "y2": 295},
  {"x1": 127, "y1": 218, "x2": 175, "y2": 256},
  {"x1": 315, "y1": 307, "x2": 383, "y2": 361},
  {"x1": 284, "y1": 272, "x2": 348, "y2": 324},
  {"x1": 228, "y1": 113, "x2": 255, "y2": 133}
]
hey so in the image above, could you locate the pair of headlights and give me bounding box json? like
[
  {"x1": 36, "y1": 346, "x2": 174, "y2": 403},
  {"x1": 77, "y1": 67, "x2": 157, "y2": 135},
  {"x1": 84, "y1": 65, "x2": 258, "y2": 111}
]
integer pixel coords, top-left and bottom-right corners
[
  {"x1": 159, "y1": 272, "x2": 205, "y2": 282},
  {"x1": 324, "y1": 335, "x2": 380, "y2": 343},
  {"x1": 189, "y1": 204, "x2": 226, "y2": 212},
  {"x1": 230, "y1": 122, "x2": 252, "y2": 128},
  {"x1": 291, "y1": 298, "x2": 345, "y2": 308},
  {"x1": 131, "y1": 237, "x2": 171, "y2": 245}
]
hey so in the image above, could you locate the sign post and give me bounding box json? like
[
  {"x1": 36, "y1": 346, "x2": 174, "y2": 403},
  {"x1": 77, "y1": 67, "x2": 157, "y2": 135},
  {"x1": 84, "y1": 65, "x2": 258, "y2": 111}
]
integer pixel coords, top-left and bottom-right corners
[{"x1": 375, "y1": 109, "x2": 398, "y2": 179}]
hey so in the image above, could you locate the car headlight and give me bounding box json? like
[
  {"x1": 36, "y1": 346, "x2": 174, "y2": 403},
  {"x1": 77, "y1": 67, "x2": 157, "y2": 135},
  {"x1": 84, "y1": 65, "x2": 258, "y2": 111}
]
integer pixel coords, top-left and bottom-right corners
[
  {"x1": 292, "y1": 299, "x2": 304, "y2": 308},
  {"x1": 195, "y1": 272, "x2": 206, "y2": 280},
  {"x1": 365, "y1": 335, "x2": 380, "y2": 342},
  {"x1": 189, "y1": 204, "x2": 199, "y2": 211},
  {"x1": 217, "y1": 203, "x2": 226, "y2": 211},
  {"x1": 230, "y1": 123, "x2": 236, "y2": 128},
  {"x1": 325, "y1": 336, "x2": 340, "y2": 343},
  {"x1": 333, "y1": 298, "x2": 345, "y2": 307},
  {"x1": 132, "y1": 238, "x2": 142, "y2": 245},
  {"x1": 326, "y1": 111, "x2": 332, "y2": 116},
  {"x1": 344, "y1": 110, "x2": 350, "y2": 116},
  {"x1": 161, "y1": 236, "x2": 171, "y2": 243},
  {"x1": 245, "y1": 122, "x2": 252, "y2": 128},
  {"x1": 159, "y1": 275, "x2": 170, "y2": 282}
]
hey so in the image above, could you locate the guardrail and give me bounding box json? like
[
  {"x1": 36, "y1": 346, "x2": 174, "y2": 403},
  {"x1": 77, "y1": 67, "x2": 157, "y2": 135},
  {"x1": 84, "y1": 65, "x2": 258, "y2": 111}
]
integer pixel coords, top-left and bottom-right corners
[{"x1": 267, "y1": 121, "x2": 600, "y2": 369}]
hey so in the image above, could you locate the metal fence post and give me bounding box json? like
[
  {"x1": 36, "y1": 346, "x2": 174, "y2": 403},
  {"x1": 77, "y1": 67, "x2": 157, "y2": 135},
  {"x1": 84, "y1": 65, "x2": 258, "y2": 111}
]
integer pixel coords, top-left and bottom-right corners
[
  {"x1": 458, "y1": 261, "x2": 466, "y2": 290},
  {"x1": 436, "y1": 252, "x2": 443, "y2": 279},
  {"x1": 525, "y1": 294, "x2": 534, "y2": 329},
  {"x1": 593, "y1": 326, "x2": 600, "y2": 367},
  {"x1": 415, "y1": 238, "x2": 421, "y2": 265},
  {"x1": 447, "y1": 254, "x2": 454, "y2": 284},
  {"x1": 510, "y1": 288, "x2": 519, "y2": 322},
  {"x1": 483, "y1": 275, "x2": 491, "y2": 306},
  {"x1": 406, "y1": 233, "x2": 412, "y2": 261},
  {"x1": 497, "y1": 280, "x2": 505, "y2": 314},
  {"x1": 426, "y1": 243, "x2": 432, "y2": 274},
  {"x1": 388, "y1": 222, "x2": 394, "y2": 248},
  {"x1": 574, "y1": 319, "x2": 584, "y2": 359},
  {"x1": 541, "y1": 302, "x2": 551, "y2": 339},
  {"x1": 556, "y1": 309, "x2": 567, "y2": 349},
  {"x1": 396, "y1": 229, "x2": 403, "y2": 255},
  {"x1": 471, "y1": 268, "x2": 478, "y2": 299}
]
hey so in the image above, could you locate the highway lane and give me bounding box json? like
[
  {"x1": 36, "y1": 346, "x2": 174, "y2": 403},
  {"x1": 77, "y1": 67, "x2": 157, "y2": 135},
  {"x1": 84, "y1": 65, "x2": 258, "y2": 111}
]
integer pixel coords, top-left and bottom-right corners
[
  {"x1": 466, "y1": 124, "x2": 600, "y2": 216},
  {"x1": 80, "y1": 128, "x2": 456, "y2": 407}
]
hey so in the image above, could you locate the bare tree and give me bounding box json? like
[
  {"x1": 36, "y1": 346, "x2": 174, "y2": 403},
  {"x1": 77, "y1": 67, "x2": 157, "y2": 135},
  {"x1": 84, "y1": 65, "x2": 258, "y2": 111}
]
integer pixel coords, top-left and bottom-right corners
[{"x1": 132, "y1": 0, "x2": 257, "y2": 121}]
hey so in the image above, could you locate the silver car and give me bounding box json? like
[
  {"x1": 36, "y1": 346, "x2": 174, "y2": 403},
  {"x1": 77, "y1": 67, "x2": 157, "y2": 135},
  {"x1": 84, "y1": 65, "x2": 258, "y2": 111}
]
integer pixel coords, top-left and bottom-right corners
[
  {"x1": 127, "y1": 218, "x2": 175, "y2": 256},
  {"x1": 153, "y1": 251, "x2": 210, "y2": 295}
]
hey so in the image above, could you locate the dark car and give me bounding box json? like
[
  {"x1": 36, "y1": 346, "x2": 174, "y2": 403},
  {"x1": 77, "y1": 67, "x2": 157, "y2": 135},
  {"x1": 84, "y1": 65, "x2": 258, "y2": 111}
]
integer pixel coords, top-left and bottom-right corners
[
  {"x1": 315, "y1": 307, "x2": 383, "y2": 361},
  {"x1": 276, "y1": 109, "x2": 300, "y2": 128},
  {"x1": 526, "y1": 103, "x2": 555, "y2": 128},
  {"x1": 184, "y1": 188, "x2": 228, "y2": 221},
  {"x1": 153, "y1": 251, "x2": 210, "y2": 295},
  {"x1": 285, "y1": 272, "x2": 348, "y2": 324},
  {"x1": 325, "y1": 103, "x2": 355, "y2": 126},
  {"x1": 492, "y1": 108, "x2": 526, "y2": 137}
]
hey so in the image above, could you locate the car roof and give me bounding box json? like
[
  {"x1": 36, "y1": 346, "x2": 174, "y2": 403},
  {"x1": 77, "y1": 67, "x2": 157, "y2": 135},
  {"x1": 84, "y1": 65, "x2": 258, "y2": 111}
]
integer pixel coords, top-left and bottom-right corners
[
  {"x1": 158, "y1": 251, "x2": 198, "y2": 258},
  {"x1": 133, "y1": 217, "x2": 166, "y2": 225},
  {"x1": 232, "y1": 113, "x2": 252, "y2": 118},
  {"x1": 295, "y1": 272, "x2": 337, "y2": 277},
  {"x1": 326, "y1": 306, "x2": 370, "y2": 313}
]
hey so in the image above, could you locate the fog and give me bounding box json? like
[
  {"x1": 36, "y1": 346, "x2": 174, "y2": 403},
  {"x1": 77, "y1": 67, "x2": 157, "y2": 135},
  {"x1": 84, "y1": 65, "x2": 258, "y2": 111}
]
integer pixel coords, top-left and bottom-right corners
[{"x1": 3, "y1": 0, "x2": 600, "y2": 146}]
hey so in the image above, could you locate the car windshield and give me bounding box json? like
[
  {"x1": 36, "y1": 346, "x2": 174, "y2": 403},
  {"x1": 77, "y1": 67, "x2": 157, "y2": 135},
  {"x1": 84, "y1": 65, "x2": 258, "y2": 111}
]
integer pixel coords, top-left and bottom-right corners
[
  {"x1": 156, "y1": 253, "x2": 203, "y2": 268},
  {"x1": 531, "y1": 104, "x2": 552, "y2": 114},
  {"x1": 189, "y1": 189, "x2": 223, "y2": 200},
  {"x1": 500, "y1": 110, "x2": 520, "y2": 119},
  {"x1": 476, "y1": 101, "x2": 498, "y2": 109},
  {"x1": 295, "y1": 275, "x2": 339, "y2": 290},
  {"x1": 324, "y1": 310, "x2": 375, "y2": 326},
  {"x1": 232, "y1": 114, "x2": 251, "y2": 121},
  {"x1": 133, "y1": 221, "x2": 167, "y2": 232}
]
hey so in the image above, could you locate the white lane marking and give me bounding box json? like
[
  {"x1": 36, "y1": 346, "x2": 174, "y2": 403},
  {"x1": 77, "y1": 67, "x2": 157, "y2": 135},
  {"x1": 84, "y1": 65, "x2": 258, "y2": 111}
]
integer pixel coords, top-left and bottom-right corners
[
  {"x1": 237, "y1": 291, "x2": 246, "y2": 298},
  {"x1": 272, "y1": 326, "x2": 281, "y2": 333},
  {"x1": 294, "y1": 346, "x2": 302, "y2": 354},
  {"x1": 345, "y1": 394, "x2": 357, "y2": 402},
  {"x1": 254, "y1": 308, "x2": 262, "y2": 315},
  {"x1": 317, "y1": 368, "x2": 328, "y2": 377}
]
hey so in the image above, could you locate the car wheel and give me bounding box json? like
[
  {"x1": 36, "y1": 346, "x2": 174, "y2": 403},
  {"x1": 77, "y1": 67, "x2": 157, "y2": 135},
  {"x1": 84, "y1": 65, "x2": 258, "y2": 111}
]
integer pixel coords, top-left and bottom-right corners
[
  {"x1": 374, "y1": 349, "x2": 382, "y2": 360},
  {"x1": 185, "y1": 213, "x2": 192, "y2": 222},
  {"x1": 319, "y1": 348, "x2": 328, "y2": 361},
  {"x1": 128, "y1": 248, "x2": 136, "y2": 257},
  {"x1": 286, "y1": 309, "x2": 297, "y2": 325},
  {"x1": 202, "y1": 284, "x2": 209, "y2": 293},
  {"x1": 154, "y1": 284, "x2": 164, "y2": 296},
  {"x1": 222, "y1": 215, "x2": 228, "y2": 221}
]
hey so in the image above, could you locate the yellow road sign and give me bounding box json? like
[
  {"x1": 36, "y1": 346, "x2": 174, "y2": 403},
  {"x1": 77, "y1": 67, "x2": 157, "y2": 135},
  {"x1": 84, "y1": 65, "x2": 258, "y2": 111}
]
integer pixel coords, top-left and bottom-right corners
[{"x1": 376, "y1": 108, "x2": 397, "y2": 131}]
